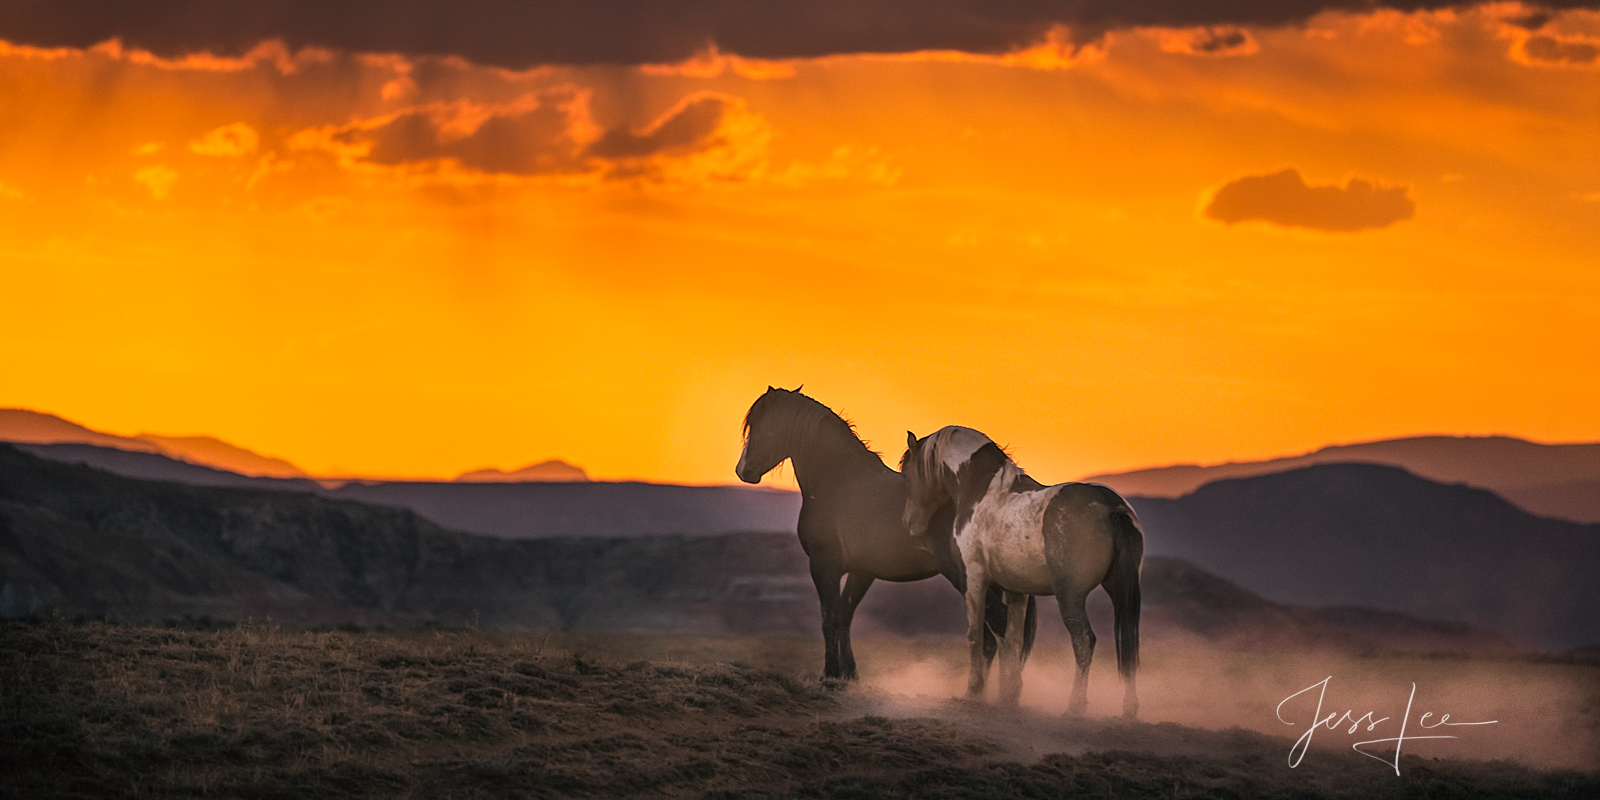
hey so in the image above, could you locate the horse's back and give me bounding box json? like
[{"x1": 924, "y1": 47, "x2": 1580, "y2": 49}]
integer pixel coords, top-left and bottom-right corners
[
  {"x1": 1053, "y1": 481, "x2": 1136, "y2": 515},
  {"x1": 1037, "y1": 482, "x2": 1133, "y2": 594}
]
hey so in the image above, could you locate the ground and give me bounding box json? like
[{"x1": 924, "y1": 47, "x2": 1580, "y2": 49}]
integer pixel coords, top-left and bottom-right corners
[{"x1": 2, "y1": 618, "x2": 1596, "y2": 799}]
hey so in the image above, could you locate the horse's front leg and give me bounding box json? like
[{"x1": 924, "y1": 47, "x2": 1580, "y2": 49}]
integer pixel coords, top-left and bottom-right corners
[
  {"x1": 963, "y1": 562, "x2": 990, "y2": 698},
  {"x1": 1057, "y1": 591, "x2": 1096, "y2": 716},
  {"x1": 998, "y1": 589, "x2": 1030, "y2": 707},
  {"x1": 809, "y1": 559, "x2": 844, "y2": 680},
  {"x1": 836, "y1": 573, "x2": 875, "y2": 681}
]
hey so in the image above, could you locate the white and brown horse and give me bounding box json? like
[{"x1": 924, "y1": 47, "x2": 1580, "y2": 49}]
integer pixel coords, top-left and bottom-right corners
[
  {"x1": 736, "y1": 388, "x2": 1035, "y2": 681},
  {"x1": 901, "y1": 426, "x2": 1143, "y2": 717}
]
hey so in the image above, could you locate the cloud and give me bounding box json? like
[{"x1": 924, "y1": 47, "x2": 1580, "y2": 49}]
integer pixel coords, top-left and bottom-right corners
[
  {"x1": 347, "y1": 94, "x2": 591, "y2": 176},
  {"x1": 1514, "y1": 32, "x2": 1600, "y2": 65},
  {"x1": 1153, "y1": 26, "x2": 1259, "y2": 57},
  {"x1": 132, "y1": 164, "x2": 179, "y2": 198},
  {"x1": 6, "y1": 1, "x2": 1600, "y2": 67},
  {"x1": 310, "y1": 89, "x2": 754, "y2": 182},
  {"x1": 1204, "y1": 168, "x2": 1415, "y2": 232},
  {"x1": 588, "y1": 95, "x2": 728, "y2": 159},
  {"x1": 189, "y1": 122, "x2": 259, "y2": 157}
]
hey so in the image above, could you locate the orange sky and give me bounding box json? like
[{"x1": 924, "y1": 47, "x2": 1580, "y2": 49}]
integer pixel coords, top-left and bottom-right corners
[{"x1": 1, "y1": 4, "x2": 1597, "y2": 484}]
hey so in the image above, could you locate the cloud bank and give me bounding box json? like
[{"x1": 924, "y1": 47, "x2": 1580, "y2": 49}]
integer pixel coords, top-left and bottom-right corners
[
  {"x1": 1204, "y1": 169, "x2": 1415, "y2": 232},
  {"x1": 301, "y1": 89, "x2": 760, "y2": 184},
  {"x1": 4, "y1": 1, "x2": 1597, "y2": 66}
]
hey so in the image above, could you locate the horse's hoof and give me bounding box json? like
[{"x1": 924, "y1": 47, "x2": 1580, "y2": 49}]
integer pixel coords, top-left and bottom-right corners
[{"x1": 820, "y1": 677, "x2": 850, "y2": 692}]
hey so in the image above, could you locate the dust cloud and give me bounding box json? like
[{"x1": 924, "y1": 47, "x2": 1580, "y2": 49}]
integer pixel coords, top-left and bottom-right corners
[{"x1": 855, "y1": 638, "x2": 1599, "y2": 772}]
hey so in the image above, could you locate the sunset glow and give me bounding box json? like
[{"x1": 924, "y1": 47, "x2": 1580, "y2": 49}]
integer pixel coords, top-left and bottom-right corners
[{"x1": 2, "y1": 4, "x2": 1597, "y2": 483}]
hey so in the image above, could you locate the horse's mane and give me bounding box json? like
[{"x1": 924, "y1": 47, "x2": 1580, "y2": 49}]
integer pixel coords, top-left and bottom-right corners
[
  {"x1": 744, "y1": 387, "x2": 880, "y2": 457},
  {"x1": 902, "y1": 426, "x2": 1019, "y2": 481}
]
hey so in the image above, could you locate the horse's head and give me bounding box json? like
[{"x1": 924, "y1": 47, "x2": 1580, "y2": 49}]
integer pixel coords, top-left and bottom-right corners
[
  {"x1": 735, "y1": 385, "x2": 798, "y2": 483},
  {"x1": 899, "y1": 430, "x2": 951, "y2": 539}
]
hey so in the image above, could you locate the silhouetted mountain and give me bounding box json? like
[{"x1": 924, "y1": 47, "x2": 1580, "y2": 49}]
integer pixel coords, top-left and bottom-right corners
[
  {"x1": 0, "y1": 408, "x2": 164, "y2": 453},
  {"x1": 15, "y1": 442, "x2": 801, "y2": 538},
  {"x1": 1129, "y1": 463, "x2": 1600, "y2": 650},
  {"x1": 0, "y1": 408, "x2": 309, "y2": 478},
  {"x1": 326, "y1": 479, "x2": 802, "y2": 538},
  {"x1": 14, "y1": 443, "x2": 324, "y2": 492},
  {"x1": 132, "y1": 433, "x2": 309, "y2": 478},
  {"x1": 1497, "y1": 479, "x2": 1600, "y2": 529},
  {"x1": 455, "y1": 459, "x2": 590, "y2": 483},
  {"x1": 0, "y1": 444, "x2": 1512, "y2": 654},
  {"x1": 25, "y1": 439, "x2": 792, "y2": 539},
  {"x1": 1091, "y1": 435, "x2": 1600, "y2": 523}
]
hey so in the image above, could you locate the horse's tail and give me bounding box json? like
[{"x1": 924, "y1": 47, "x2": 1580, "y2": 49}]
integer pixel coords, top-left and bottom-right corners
[
  {"x1": 1021, "y1": 595, "x2": 1037, "y2": 667},
  {"x1": 1106, "y1": 507, "x2": 1143, "y2": 683}
]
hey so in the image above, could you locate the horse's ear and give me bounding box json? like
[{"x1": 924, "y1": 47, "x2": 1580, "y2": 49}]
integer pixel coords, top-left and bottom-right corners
[
  {"x1": 906, "y1": 431, "x2": 918, "y2": 449},
  {"x1": 766, "y1": 385, "x2": 775, "y2": 392},
  {"x1": 793, "y1": 383, "x2": 803, "y2": 393}
]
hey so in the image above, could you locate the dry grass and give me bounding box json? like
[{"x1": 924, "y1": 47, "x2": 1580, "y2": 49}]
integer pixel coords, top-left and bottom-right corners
[{"x1": 3, "y1": 618, "x2": 1596, "y2": 799}]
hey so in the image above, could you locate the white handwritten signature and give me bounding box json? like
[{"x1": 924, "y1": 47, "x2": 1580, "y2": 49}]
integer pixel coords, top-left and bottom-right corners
[{"x1": 1276, "y1": 676, "x2": 1498, "y2": 775}]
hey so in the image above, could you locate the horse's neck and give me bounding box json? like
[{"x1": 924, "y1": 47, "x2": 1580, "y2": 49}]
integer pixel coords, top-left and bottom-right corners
[
  {"x1": 952, "y1": 446, "x2": 1015, "y2": 513},
  {"x1": 789, "y1": 417, "x2": 883, "y2": 491}
]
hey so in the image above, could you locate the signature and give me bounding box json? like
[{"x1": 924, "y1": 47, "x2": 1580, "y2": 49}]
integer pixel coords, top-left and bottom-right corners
[{"x1": 1276, "y1": 676, "x2": 1498, "y2": 775}]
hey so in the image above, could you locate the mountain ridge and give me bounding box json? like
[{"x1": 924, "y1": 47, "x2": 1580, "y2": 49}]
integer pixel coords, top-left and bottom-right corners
[
  {"x1": 1091, "y1": 434, "x2": 1600, "y2": 522},
  {"x1": 1129, "y1": 462, "x2": 1600, "y2": 650},
  {"x1": 0, "y1": 443, "x2": 1516, "y2": 656},
  {"x1": 0, "y1": 408, "x2": 309, "y2": 479}
]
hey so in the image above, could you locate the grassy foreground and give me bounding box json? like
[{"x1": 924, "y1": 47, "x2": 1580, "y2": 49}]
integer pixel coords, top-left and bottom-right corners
[{"x1": 2, "y1": 618, "x2": 1595, "y2": 799}]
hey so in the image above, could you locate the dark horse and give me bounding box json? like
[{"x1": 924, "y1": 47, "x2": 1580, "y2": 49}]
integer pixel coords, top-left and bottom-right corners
[{"x1": 735, "y1": 386, "x2": 1034, "y2": 680}]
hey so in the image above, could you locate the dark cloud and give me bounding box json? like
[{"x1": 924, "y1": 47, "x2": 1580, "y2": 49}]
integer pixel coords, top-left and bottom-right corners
[
  {"x1": 1204, "y1": 168, "x2": 1414, "y2": 233},
  {"x1": 1520, "y1": 34, "x2": 1600, "y2": 65},
  {"x1": 354, "y1": 104, "x2": 582, "y2": 175},
  {"x1": 336, "y1": 92, "x2": 737, "y2": 176},
  {"x1": 4, "y1": 1, "x2": 1598, "y2": 67},
  {"x1": 588, "y1": 96, "x2": 726, "y2": 159},
  {"x1": 1189, "y1": 28, "x2": 1251, "y2": 54}
]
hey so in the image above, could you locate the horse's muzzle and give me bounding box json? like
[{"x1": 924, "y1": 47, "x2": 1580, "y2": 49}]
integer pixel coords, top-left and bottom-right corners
[{"x1": 734, "y1": 452, "x2": 760, "y2": 484}]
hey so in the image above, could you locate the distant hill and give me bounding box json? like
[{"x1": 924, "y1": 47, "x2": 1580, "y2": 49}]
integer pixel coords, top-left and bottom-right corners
[
  {"x1": 0, "y1": 408, "x2": 164, "y2": 453},
  {"x1": 455, "y1": 459, "x2": 590, "y2": 483},
  {"x1": 133, "y1": 433, "x2": 308, "y2": 478},
  {"x1": 1128, "y1": 463, "x2": 1600, "y2": 650},
  {"x1": 0, "y1": 444, "x2": 1512, "y2": 655},
  {"x1": 1090, "y1": 435, "x2": 1600, "y2": 523},
  {"x1": 15, "y1": 441, "x2": 801, "y2": 538},
  {"x1": 13, "y1": 443, "x2": 324, "y2": 492},
  {"x1": 8, "y1": 442, "x2": 1594, "y2": 650},
  {"x1": 0, "y1": 408, "x2": 308, "y2": 478},
  {"x1": 327, "y1": 479, "x2": 802, "y2": 539}
]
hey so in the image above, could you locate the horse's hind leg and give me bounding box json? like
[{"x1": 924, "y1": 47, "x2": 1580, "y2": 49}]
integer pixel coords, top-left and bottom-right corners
[
  {"x1": 837, "y1": 573, "x2": 875, "y2": 681},
  {"x1": 809, "y1": 559, "x2": 844, "y2": 680},
  {"x1": 998, "y1": 589, "x2": 1030, "y2": 707},
  {"x1": 1056, "y1": 590, "x2": 1096, "y2": 716}
]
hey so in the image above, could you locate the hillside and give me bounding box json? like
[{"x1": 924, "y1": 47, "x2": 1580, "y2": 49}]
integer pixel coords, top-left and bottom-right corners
[
  {"x1": 1090, "y1": 435, "x2": 1600, "y2": 522},
  {"x1": 14, "y1": 443, "x2": 324, "y2": 492},
  {"x1": 1129, "y1": 463, "x2": 1600, "y2": 650},
  {"x1": 0, "y1": 444, "x2": 1512, "y2": 655},
  {"x1": 327, "y1": 479, "x2": 802, "y2": 539},
  {"x1": 0, "y1": 408, "x2": 309, "y2": 478},
  {"x1": 455, "y1": 459, "x2": 590, "y2": 482},
  {"x1": 17, "y1": 441, "x2": 802, "y2": 539}
]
